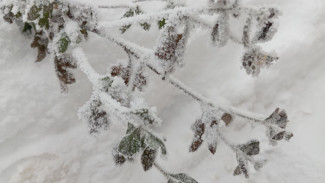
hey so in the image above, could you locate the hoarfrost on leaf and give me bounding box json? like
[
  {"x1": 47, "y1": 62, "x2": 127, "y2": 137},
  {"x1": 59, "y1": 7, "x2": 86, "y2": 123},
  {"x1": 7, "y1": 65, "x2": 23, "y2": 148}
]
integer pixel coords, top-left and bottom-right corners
[{"x1": 242, "y1": 46, "x2": 278, "y2": 77}]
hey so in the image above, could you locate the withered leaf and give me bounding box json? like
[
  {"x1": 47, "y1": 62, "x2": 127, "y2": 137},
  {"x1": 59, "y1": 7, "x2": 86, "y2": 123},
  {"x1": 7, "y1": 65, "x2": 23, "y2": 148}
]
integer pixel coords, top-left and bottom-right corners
[
  {"x1": 237, "y1": 156, "x2": 249, "y2": 178},
  {"x1": 114, "y1": 153, "x2": 126, "y2": 165},
  {"x1": 141, "y1": 147, "x2": 157, "y2": 171},
  {"x1": 155, "y1": 25, "x2": 185, "y2": 73},
  {"x1": 272, "y1": 131, "x2": 285, "y2": 141},
  {"x1": 211, "y1": 23, "x2": 219, "y2": 43},
  {"x1": 257, "y1": 22, "x2": 273, "y2": 41},
  {"x1": 110, "y1": 64, "x2": 147, "y2": 91},
  {"x1": 31, "y1": 32, "x2": 49, "y2": 62},
  {"x1": 3, "y1": 12, "x2": 15, "y2": 24},
  {"x1": 265, "y1": 108, "x2": 288, "y2": 129},
  {"x1": 239, "y1": 140, "x2": 260, "y2": 156},
  {"x1": 233, "y1": 165, "x2": 242, "y2": 176},
  {"x1": 208, "y1": 144, "x2": 217, "y2": 155},
  {"x1": 189, "y1": 119, "x2": 205, "y2": 152},
  {"x1": 221, "y1": 113, "x2": 232, "y2": 126},
  {"x1": 54, "y1": 55, "x2": 77, "y2": 92}
]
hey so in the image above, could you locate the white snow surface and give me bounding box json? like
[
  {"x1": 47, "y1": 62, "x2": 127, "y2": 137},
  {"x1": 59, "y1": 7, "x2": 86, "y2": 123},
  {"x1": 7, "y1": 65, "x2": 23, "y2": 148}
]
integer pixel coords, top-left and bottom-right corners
[{"x1": 1, "y1": 0, "x2": 325, "y2": 182}]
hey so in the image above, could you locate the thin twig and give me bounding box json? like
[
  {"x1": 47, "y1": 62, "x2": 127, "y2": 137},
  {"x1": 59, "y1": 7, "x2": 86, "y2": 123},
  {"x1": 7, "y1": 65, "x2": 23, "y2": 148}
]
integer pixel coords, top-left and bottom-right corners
[
  {"x1": 153, "y1": 163, "x2": 171, "y2": 179},
  {"x1": 98, "y1": 5, "x2": 132, "y2": 9},
  {"x1": 134, "y1": 0, "x2": 167, "y2": 2},
  {"x1": 216, "y1": 127, "x2": 259, "y2": 164},
  {"x1": 189, "y1": 16, "x2": 243, "y2": 44}
]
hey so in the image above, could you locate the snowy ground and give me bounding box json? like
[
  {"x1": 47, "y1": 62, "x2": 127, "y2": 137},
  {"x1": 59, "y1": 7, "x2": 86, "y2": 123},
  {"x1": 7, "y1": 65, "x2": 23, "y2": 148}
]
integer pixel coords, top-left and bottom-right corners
[{"x1": 0, "y1": 0, "x2": 325, "y2": 183}]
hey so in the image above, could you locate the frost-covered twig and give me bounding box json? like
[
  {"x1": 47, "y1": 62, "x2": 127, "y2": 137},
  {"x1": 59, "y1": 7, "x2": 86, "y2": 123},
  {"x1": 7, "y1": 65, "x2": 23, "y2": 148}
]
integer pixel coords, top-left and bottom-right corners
[
  {"x1": 154, "y1": 163, "x2": 198, "y2": 183},
  {"x1": 72, "y1": 48, "x2": 102, "y2": 86},
  {"x1": 134, "y1": 0, "x2": 168, "y2": 3},
  {"x1": 189, "y1": 16, "x2": 242, "y2": 44},
  {"x1": 99, "y1": 6, "x2": 231, "y2": 28},
  {"x1": 98, "y1": 5, "x2": 132, "y2": 9},
  {"x1": 91, "y1": 28, "x2": 285, "y2": 132}
]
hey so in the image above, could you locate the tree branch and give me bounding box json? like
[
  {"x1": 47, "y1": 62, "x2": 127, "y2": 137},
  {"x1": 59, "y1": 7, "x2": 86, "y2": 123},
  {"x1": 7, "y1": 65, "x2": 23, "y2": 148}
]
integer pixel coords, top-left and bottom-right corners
[
  {"x1": 99, "y1": 6, "x2": 232, "y2": 28},
  {"x1": 98, "y1": 5, "x2": 132, "y2": 9},
  {"x1": 89, "y1": 28, "x2": 286, "y2": 133},
  {"x1": 134, "y1": 0, "x2": 168, "y2": 3}
]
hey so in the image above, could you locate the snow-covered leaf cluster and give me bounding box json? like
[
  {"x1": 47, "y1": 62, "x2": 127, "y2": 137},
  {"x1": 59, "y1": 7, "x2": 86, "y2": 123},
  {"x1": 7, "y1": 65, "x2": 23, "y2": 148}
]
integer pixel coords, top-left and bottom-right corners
[
  {"x1": 1, "y1": 0, "x2": 97, "y2": 91},
  {"x1": 0, "y1": 0, "x2": 293, "y2": 182}
]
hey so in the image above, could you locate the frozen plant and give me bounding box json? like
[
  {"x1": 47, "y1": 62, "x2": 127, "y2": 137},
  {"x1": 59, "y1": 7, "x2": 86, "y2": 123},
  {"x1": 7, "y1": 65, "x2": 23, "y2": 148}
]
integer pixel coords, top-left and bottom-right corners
[{"x1": 1, "y1": 0, "x2": 293, "y2": 182}]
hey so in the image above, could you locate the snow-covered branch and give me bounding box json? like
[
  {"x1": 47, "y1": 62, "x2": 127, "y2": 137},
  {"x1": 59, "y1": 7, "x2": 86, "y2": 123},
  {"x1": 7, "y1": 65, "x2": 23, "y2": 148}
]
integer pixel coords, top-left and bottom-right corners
[
  {"x1": 100, "y1": 6, "x2": 229, "y2": 28},
  {"x1": 91, "y1": 28, "x2": 287, "y2": 134},
  {"x1": 98, "y1": 5, "x2": 132, "y2": 9},
  {"x1": 1, "y1": 0, "x2": 291, "y2": 181}
]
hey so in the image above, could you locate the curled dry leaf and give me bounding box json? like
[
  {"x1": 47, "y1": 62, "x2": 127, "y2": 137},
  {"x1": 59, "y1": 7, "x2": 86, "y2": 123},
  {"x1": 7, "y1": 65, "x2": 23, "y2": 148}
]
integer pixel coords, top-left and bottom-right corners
[
  {"x1": 221, "y1": 113, "x2": 232, "y2": 126},
  {"x1": 31, "y1": 32, "x2": 49, "y2": 62}
]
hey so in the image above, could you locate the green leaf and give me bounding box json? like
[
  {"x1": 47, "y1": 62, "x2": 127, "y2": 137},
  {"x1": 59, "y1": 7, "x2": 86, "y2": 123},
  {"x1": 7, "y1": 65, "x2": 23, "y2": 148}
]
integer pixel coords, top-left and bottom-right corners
[
  {"x1": 100, "y1": 76, "x2": 112, "y2": 92},
  {"x1": 80, "y1": 29, "x2": 88, "y2": 38},
  {"x1": 15, "y1": 11, "x2": 22, "y2": 18},
  {"x1": 140, "y1": 22, "x2": 151, "y2": 31},
  {"x1": 122, "y1": 8, "x2": 135, "y2": 18},
  {"x1": 145, "y1": 131, "x2": 167, "y2": 155},
  {"x1": 118, "y1": 128, "x2": 143, "y2": 157},
  {"x1": 141, "y1": 147, "x2": 157, "y2": 171},
  {"x1": 135, "y1": 6, "x2": 142, "y2": 15},
  {"x1": 120, "y1": 24, "x2": 132, "y2": 34},
  {"x1": 38, "y1": 17, "x2": 49, "y2": 29},
  {"x1": 120, "y1": 7, "x2": 149, "y2": 33},
  {"x1": 58, "y1": 35, "x2": 70, "y2": 53},
  {"x1": 22, "y1": 22, "x2": 33, "y2": 33},
  {"x1": 27, "y1": 5, "x2": 41, "y2": 21},
  {"x1": 38, "y1": 4, "x2": 52, "y2": 29},
  {"x1": 169, "y1": 173, "x2": 198, "y2": 183},
  {"x1": 126, "y1": 122, "x2": 136, "y2": 134},
  {"x1": 158, "y1": 18, "x2": 166, "y2": 29}
]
